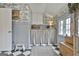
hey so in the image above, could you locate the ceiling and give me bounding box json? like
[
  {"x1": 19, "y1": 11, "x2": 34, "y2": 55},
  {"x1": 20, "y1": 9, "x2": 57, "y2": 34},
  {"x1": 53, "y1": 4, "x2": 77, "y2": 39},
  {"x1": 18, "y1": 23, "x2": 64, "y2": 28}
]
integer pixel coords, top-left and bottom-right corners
[{"x1": 29, "y1": 3, "x2": 68, "y2": 16}]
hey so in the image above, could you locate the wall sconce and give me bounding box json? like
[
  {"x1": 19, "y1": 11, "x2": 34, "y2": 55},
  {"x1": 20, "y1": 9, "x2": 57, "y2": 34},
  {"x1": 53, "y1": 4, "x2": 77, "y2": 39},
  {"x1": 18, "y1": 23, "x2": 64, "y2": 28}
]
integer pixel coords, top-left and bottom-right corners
[
  {"x1": 48, "y1": 20, "x2": 53, "y2": 26},
  {"x1": 48, "y1": 17, "x2": 56, "y2": 27},
  {"x1": 12, "y1": 10, "x2": 20, "y2": 20}
]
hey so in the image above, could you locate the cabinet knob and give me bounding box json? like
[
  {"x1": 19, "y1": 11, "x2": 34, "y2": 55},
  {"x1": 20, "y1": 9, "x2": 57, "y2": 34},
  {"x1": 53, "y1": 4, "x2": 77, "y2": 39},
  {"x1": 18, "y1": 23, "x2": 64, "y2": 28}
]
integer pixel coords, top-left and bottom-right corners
[{"x1": 8, "y1": 31, "x2": 12, "y2": 33}]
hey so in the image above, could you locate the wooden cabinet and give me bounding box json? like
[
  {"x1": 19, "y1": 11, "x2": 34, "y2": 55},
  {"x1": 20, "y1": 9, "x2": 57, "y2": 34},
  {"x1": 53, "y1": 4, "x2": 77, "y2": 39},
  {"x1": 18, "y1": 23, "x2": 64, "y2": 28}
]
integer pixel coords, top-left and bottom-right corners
[
  {"x1": 59, "y1": 36, "x2": 74, "y2": 56},
  {"x1": 59, "y1": 42, "x2": 73, "y2": 56},
  {"x1": 64, "y1": 36, "x2": 73, "y2": 45}
]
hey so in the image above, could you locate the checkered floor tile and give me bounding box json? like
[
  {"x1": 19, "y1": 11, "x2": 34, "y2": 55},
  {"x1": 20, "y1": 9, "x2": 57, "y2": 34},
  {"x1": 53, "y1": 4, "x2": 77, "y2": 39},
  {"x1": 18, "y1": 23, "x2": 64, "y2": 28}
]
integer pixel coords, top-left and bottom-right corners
[
  {"x1": 0, "y1": 45, "x2": 60, "y2": 56},
  {"x1": 0, "y1": 50, "x2": 31, "y2": 56}
]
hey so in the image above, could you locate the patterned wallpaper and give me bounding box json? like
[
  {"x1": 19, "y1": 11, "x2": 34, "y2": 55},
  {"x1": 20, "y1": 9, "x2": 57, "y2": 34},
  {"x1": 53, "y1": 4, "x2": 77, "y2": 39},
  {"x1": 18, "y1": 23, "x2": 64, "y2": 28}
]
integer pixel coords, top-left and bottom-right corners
[{"x1": 0, "y1": 3, "x2": 32, "y2": 21}]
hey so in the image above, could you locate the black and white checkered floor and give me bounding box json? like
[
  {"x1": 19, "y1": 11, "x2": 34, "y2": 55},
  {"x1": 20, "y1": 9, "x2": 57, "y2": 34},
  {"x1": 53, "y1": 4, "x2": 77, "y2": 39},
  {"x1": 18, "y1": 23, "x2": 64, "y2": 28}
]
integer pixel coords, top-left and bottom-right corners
[
  {"x1": 0, "y1": 45, "x2": 60, "y2": 56},
  {"x1": 0, "y1": 49, "x2": 31, "y2": 56}
]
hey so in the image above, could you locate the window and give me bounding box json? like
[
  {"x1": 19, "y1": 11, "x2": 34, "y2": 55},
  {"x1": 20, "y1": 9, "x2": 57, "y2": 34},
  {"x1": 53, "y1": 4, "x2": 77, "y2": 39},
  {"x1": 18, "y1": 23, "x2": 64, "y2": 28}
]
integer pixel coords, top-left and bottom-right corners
[
  {"x1": 66, "y1": 18, "x2": 71, "y2": 36},
  {"x1": 59, "y1": 20, "x2": 63, "y2": 35}
]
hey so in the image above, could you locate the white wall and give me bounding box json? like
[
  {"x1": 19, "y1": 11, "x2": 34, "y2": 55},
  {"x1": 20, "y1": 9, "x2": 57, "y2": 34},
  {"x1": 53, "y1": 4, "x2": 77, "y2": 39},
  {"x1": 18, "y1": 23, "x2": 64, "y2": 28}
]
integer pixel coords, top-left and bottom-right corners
[{"x1": 32, "y1": 13, "x2": 43, "y2": 24}]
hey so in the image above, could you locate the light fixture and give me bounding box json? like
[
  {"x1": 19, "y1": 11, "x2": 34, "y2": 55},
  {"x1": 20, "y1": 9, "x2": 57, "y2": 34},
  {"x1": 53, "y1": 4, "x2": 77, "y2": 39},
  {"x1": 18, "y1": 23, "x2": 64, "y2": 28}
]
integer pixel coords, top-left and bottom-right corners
[
  {"x1": 48, "y1": 20, "x2": 53, "y2": 26},
  {"x1": 47, "y1": 15, "x2": 56, "y2": 28}
]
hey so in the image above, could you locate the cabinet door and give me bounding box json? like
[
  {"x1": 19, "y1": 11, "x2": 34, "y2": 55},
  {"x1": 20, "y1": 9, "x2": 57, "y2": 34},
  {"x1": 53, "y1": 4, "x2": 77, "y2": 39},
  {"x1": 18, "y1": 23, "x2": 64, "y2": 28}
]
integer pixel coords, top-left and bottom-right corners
[
  {"x1": 0, "y1": 8, "x2": 12, "y2": 51},
  {"x1": 12, "y1": 21, "x2": 31, "y2": 49}
]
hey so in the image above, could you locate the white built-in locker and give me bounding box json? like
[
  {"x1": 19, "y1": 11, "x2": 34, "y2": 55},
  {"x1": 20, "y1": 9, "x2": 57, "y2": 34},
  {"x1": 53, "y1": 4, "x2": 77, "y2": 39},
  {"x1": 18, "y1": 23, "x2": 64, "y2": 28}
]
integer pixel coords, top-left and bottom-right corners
[
  {"x1": 0, "y1": 8, "x2": 12, "y2": 51},
  {"x1": 12, "y1": 20, "x2": 31, "y2": 49}
]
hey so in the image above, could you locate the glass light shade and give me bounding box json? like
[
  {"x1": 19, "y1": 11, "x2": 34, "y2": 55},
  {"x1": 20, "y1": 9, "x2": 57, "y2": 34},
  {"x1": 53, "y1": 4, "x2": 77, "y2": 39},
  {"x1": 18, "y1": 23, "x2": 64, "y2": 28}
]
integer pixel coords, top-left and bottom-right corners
[{"x1": 48, "y1": 21, "x2": 53, "y2": 26}]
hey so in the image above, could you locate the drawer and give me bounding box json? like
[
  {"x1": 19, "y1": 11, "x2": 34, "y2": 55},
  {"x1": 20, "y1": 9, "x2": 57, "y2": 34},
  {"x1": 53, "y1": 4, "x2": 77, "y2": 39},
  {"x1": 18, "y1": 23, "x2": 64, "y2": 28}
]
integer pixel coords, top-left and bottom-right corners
[{"x1": 64, "y1": 36, "x2": 73, "y2": 45}]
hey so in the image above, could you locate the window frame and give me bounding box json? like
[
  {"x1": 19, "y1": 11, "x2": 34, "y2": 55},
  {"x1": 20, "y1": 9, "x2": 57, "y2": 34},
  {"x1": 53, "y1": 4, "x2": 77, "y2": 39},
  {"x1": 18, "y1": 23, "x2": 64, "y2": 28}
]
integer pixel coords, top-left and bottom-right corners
[
  {"x1": 65, "y1": 17, "x2": 71, "y2": 36},
  {"x1": 58, "y1": 20, "x2": 64, "y2": 35}
]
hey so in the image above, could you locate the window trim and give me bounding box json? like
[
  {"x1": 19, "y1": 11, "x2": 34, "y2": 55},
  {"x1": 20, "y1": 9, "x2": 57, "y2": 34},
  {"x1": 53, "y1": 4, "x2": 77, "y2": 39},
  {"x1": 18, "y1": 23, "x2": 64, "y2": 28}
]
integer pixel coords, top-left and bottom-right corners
[
  {"x1": 58, "y1": 20, "x2": 64, "y2": 35},
  {"x1": 65, "y1": 17, "x2": 71, "y2": 36}
]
